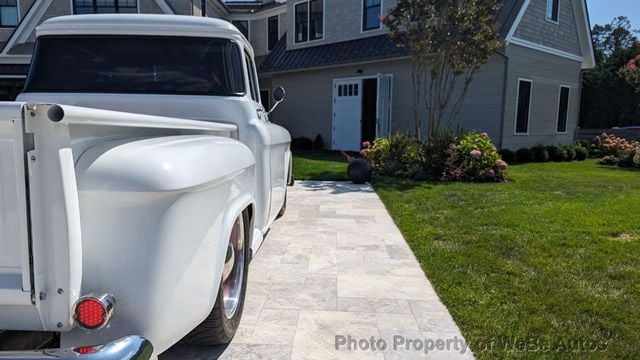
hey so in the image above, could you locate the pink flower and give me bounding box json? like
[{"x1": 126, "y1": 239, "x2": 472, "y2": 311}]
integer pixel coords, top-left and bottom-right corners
[
  {"x1": 629, "y1": 63, "x2": 638, "y2": 71},
  {"x1": 491, "y1": 146, "x2": 497, "y2": 152},
  {"x1": 362, "y1": 141, "x2": 371, "y2": 149},
  {"x1": 496, "y1": 159, "x2": 508, "y2": 170},
  {"x1": 449, "y1": 144, "x2": 457, "y2": 151},
  {"x1": 470, "y1": 149, "x2": 482, "y2": 159},
  {"x1": 360, "y1": 149, "x2": 367, "y2": 156},
  {"x1": 481, "y1": 132, "x2": 489, "y2": 137}
]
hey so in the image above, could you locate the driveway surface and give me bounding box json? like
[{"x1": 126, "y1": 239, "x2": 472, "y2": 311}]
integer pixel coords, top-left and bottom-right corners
[{"x1": 162, "y1": 181, "x2": 473, "y2": 359}]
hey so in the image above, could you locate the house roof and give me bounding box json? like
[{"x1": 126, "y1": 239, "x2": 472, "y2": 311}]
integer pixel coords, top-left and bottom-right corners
[
  {"x1": 260, "y1": 34, "x2": 409, "y2": 74},
  {"x1": 260, "y1": 0, "x2": 523, "y2": 74}
]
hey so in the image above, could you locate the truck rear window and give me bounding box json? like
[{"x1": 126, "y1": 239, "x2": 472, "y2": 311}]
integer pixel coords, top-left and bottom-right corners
[{"x1": 24, "y1": 36, "x2": 246, "y2": 96}]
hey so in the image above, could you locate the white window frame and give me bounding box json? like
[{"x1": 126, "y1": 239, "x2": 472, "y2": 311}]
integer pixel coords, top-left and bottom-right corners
[
  {"x1": 361, "y1": 0, "x2": 383, "y2": 33},
  {"x1": 293, "y1": 0, "x2": 325, "y2": 44},
  {"x1": 556, "y1": 85, "x2": 571, "y2": 134},
  {"x1": 514, "y1": 78, "x2": 533, "y2": 135},
  {"x1": 267, "y1": 14, "x2": 280, "y2": 51},
  {"x1": 545, "y1": 0, "x2": 559, "y2": 24}
]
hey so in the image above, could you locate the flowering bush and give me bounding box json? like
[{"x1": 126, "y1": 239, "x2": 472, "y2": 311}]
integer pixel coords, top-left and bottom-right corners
[
  {"x1": 362, "y1": 130, "x2": 507, "y2": 182},
  {"x1": 593, "y1": 133, "x2": 640, "y2": 168},
  {"x1": 620, "y1": 54, "x2": 640, "y2": 92},
  {"x1": 361, "y1": 134, "x2": 422, "y2": 178},
  {"x1": 442, "y1": 133, "x2": 507, "y2": 182},
  {"x1": 593, "y1": 133, "x2": 639, "y2": 157}
]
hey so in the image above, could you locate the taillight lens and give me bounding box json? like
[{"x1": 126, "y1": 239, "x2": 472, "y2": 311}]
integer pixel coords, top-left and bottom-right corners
[{"x1": 73, "y1": 293, "x2": 115, "y2": 330}]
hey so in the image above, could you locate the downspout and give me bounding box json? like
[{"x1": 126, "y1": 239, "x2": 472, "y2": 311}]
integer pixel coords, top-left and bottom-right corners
[{"x1": 496, "y1": 50, "x2": 509, "y2": 150}]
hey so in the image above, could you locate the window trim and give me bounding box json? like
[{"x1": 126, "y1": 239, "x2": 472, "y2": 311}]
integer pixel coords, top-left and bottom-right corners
[
  {"x1": 545, "y1": 0, "x2": 559, "y2": 24},
  {"x1": 72, "y1": 0, "x2": 140, "y2": 15},
  {"x1": 514, "y1": 78, "x2": 533, "y2": 135},
  {"x1": 556, "y1": 85, "x2": 571, "y2": 134},
  {"x1": 361, "y1": 0, "x2": 383, "y2": 33},
  {"x1": 243, "y1": 49, "x2": 260, "y2": 104},
  {"x1": 0, "y1": 0, "x2": 19, "y2": 28},
  {"x1": 267, "y1": 15, "x2": 279, "y2": 51},
  {"x1": 293, "y1": 0, "x2": 325, "y2": 44}
]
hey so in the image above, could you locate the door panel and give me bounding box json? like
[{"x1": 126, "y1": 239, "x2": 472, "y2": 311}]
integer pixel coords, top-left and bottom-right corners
[
  {"x1": 332, "y1": 79, "x2": 363, "y2": 151},
  {"x1": 376, "y1": 74, "x2": 393, "y2": 138}
]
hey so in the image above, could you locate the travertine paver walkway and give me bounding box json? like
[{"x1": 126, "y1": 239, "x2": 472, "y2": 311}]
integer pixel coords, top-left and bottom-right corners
[{"x1": 162, "y1": 181, "x2": 473, "y2": 359}]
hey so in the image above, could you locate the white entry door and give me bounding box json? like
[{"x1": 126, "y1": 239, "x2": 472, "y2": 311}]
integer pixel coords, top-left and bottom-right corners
[
  {"x1": 376, "y1": 74, "x2": 393, "y2": 137},
  {"x1": 332, "y1": 78, "x2": 363, "y2": 151}
]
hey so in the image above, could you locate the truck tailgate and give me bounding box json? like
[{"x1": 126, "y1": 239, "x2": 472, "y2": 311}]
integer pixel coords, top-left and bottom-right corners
[{"x1": 0, "y1": 103, "x2": 31, "y2": 306}]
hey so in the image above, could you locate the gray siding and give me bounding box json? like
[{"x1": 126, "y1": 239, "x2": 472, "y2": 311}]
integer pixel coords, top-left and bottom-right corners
[
  {"x1": 513, "y1": 0, "x2": 581, "y2": 56},
  {"x1": 139, "y1": 0, "x2": 165, "y2": 14},
  {"x1": 501, "y1": 43, "x2": 582, "y2": 150},
  {"x1": 266, "y1": 54, "x2": 506, "y2": 147},
  {"x1": 286, "y1": 0, "x2": 396, "y2": 50},
  {"x1": 250, "y1": 17, "x2": 268, "y2": 57}
]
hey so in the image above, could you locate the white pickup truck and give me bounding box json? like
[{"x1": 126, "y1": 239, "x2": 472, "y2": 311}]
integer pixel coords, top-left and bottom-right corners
[{"x1": 0, "y1": 14, "x2": 292, "y2": 359}]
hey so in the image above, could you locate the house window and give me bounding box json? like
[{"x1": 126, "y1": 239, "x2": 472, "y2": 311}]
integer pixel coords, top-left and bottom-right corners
[
  {"x1": 232, "y1": 20, "x2": 249, "y2": 39},
  {"x1": 295, "y1": 0, "x2": 323, "y2": 43},
  {"x1": 363, "y1": 0, "x2": 381, "y2": 31},
  {"x1": 73, "y1": 0, "x2": 138, "y2": 14},
  {"x1": 546, "y1": 0, "x2": 559, "y2": 23},
  {"x1": 515, "y1": 79, "x2": 532, "y2": 134},
  {"x1": 260, "y1": 90, "x2": 270, "y2": 110},
  {"x1": 268, "y1": 15, "x2": 279, "y2": 51},
  {"x1": 0, "y1": 0, "x2": 18, "y2": 26},
  {"x1": 556, "y1": 86, "x2": 570, "y2": 133}
]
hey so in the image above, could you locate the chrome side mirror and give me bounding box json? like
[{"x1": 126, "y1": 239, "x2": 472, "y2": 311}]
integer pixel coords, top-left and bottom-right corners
[{"x1": 268, "y1": 86, "x2": 286, "y2": 114}]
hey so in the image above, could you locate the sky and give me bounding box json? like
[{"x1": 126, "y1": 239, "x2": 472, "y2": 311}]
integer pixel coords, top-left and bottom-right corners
[{"x1": 586, "y1": 0, "x2": 640, "y2": 28}]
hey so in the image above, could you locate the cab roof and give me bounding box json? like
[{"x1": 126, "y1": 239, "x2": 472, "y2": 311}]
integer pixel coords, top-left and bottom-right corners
[{"x1": 36, "y1": 14, "x2": 251, "y2": 51}]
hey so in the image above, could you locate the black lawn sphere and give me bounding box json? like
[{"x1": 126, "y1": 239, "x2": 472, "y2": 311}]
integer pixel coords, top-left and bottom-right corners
[{"x1": 348, "y1": 159, "x2": 372, "y2": 184}]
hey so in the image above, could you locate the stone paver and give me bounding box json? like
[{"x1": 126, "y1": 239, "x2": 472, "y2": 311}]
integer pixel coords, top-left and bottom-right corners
[{"x1": 162, "y1": 181, "x2": 473, "y2": 360}]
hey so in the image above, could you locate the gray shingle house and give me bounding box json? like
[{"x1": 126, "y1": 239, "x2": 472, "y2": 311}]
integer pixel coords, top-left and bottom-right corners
[{"x1": 0, "y1": 0, "x2": 594, "y2": 151}]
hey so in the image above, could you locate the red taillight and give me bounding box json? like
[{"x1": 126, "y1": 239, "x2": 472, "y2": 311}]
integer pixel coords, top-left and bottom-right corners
[
  {"x1": 73, "y1": 293, "x2": 115, "y2": 330},
  {"x1": 75, "y1": 346, "x2": 100, "y2": 354}
]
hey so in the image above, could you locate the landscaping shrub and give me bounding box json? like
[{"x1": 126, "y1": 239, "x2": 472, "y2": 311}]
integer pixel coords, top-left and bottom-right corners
[
  {"x1": 592, "y1": 133, "x2": 640, "y2": 168},
  {"x1": 500, "y1": 149, "x2": 516, "y2": 164},
  {"x1": 573, "y1": 144, "x2": 589, "y2": 161},
  {"x1": 363, "y1": 134, "x2": 422, "y2": 178},
  {"x1": 422, "y1": 128, "x2": 457, "y2": 180},
  {"x1": 442, "y1": 133, "x2": 507, "y2": 182},
  {"x1": 314, "y1": 134, "x2": 325, "y2": 150},
  {"x1": 547, "y1": 145, "x2": 568, "y2": 162},
  {"x1": 599, "y1": 155, "x2": 619, "y2": 166},
  {"x1": 565, "y1": 146, "x2": 576, "y2": 161},
  {"x1": 292, "y1": 137, "x2": 313, "y2": 151},
  {"x1": 515, "y1": 148, "x2": 534, "y2": 163},
  {"x1": 531, "y1": 145, "x2": 549, "y2": 162}
]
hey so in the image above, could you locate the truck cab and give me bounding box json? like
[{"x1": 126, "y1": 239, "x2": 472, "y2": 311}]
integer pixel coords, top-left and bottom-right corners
[{"x1": 0, "y1": 14, "x2": 292, "y2": 359}]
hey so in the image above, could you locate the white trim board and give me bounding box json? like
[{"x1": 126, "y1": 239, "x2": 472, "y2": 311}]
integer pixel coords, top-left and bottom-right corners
[
  {"x1": 509, "y1": 37, "x2": 583, "y2": 62},
  {"x1": 505, "y1": 0, "x2": 531, "y2": 42}
]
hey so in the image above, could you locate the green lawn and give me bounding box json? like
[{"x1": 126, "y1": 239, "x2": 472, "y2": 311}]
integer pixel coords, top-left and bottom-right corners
[
  {"x1": 292, "y1": 151, "x2": 349, "y2": 181},
  {"x1": 293, "y1": 153, "x2": 640, "y2": 358},
  {"x1": 375, "y1": 161, "x2": 640, "y2": 359}
]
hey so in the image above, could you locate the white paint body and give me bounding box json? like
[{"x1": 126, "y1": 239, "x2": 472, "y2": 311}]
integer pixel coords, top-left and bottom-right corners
[{"x1": 0, "y1": 15, "x2": 292, "y2": 357}]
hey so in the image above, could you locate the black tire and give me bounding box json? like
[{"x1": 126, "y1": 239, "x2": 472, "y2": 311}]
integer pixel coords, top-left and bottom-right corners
[
  {"x1": 276, "y1": 191, "x2": 287, "y2": 219},
  {"x1": 182, "y1": 212, "x2": 250, "y2": 346}
]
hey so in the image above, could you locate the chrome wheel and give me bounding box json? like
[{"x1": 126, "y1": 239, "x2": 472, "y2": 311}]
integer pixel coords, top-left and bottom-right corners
[{"x1": 222, "y1": 216, "x2": 245, "y2": 319}]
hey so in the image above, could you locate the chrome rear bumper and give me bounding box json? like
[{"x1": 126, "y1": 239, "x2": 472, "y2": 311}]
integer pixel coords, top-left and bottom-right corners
[{"x1": 0, "y1": 336, "x2": 152, "y2": 360}]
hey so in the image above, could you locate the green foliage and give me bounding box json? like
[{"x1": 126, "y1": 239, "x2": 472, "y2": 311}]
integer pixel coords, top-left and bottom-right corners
[
  {"x1": 442, "y1": 133, "x2": 507, "y2": 182},
  {"x1": 531, "y1": 145, "x2": 550, "y2": 162},
  {"x1": 384, "y1": 0, "x2": 504, "y2": 139},
  {"x1": 363, "y1": 134, "x2": 423, "y2": 178},
  {"x1": 547, "y1": 145, "x2": 568, "y2": 162},
  {"x1": 600, "y1": 155, "x2": 619, "y2": 166},
  {"x1": 374, "y1": 161, "x2": 640, "y2": 359},
  {"x1": 565, "y1": 146, "x2": 577, "y2": 161},
  {"x1": 499, "y1": 149, "x2": 516, "y2": 164},
  {"x1": 581, "y1": 17, "x2": 640, "y2": 128},
  {"x1": 422, "y1": 128, "x2": 458, "y2": 179},
  {"x1": 573, "y1": 143, "x2": 589, "y2": 161},
  {"x1": 515, "y1": 148, "x2": 534, "y2": 163}
]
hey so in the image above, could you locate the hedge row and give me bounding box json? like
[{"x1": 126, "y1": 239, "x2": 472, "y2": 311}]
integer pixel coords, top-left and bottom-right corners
[{"x1": 500, "y1": 142, "x2": 589, "y2": 164}]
